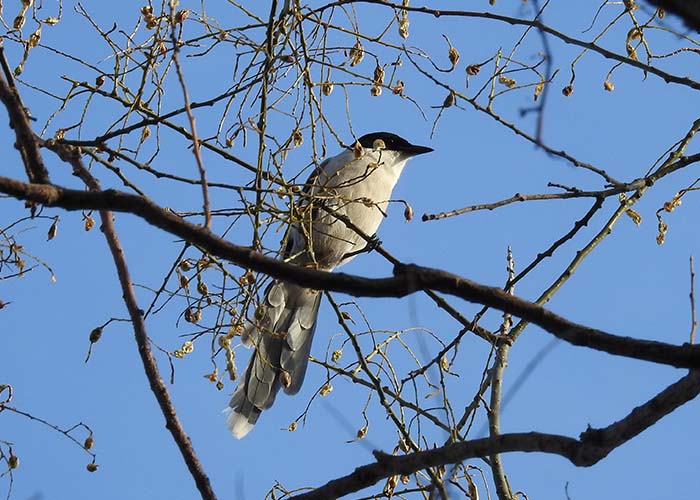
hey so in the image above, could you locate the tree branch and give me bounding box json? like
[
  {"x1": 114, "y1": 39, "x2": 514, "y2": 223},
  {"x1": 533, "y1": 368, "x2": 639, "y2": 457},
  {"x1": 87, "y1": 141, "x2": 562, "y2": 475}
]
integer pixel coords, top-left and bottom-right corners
[
  {"x1": 54, "y1": 147, "x2": 217, "y2": 500},
  {"x1": 292, "y1": 370, "x2": 700, "y2": 499},
  {"x1": 1, "y1": 173, "x2": 700, "y2": 370},
  {"x1": 0, "y1": 47, "x2": 50, "y2": 184}
]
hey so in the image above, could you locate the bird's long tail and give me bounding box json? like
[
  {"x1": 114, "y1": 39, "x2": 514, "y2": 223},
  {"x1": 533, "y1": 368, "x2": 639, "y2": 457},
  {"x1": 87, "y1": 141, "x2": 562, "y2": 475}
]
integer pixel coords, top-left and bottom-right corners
[{"x1": 226, "y1": 280, "x2": 322, "y2": 438}]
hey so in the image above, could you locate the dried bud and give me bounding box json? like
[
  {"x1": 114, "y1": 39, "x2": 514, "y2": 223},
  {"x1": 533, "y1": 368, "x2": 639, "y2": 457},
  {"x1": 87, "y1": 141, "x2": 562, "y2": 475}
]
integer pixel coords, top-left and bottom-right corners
[
  {"x1": 443, "y1": 91, "x2": 456, "y2": 108},
  {"x1": 182, "y1": 340, "x2": 194, "y2": 354},
  {"x1": 179, "y1": 259, "x2": 192, "y2": 271},
  {"x1": 384, "y1": 475, "x2": 398, "y2": 497},
  {"x1": 356, "y1": 425, "x2": 368, "y2": 439},
  {"x1": 179, "y1": 274, "x2": 190, "y2": 292},
  {"x1": 319, "y1": 382, "x2": 333, "y2": 396},
  {"x1": 370, "y1": 85, "x2": 382, "y2": 96},
  {"x1": 84, "y1": 436, "x2": 94, "y2": 450},
  {"x1": 13, "y1": 15, "x2": 26, "y2": 30},
  {"x1": 440, "y1": 355, "x2": 450, "y2": 370},
  {"x1": 373, "y1": 63, "x2": 385, "y2": 84},
  {"x1": 47, "y1": 216, "x2": 59, "y2": 241},
  {"x1": 89, "y1": 327, "x2": 103, "y2": 343},
  {"x1": 140, "y1": 126, "x2": 151, "y2": 143},
  {"x1": 398, "y1": 10, "x2": 409, "y2": 39},
  {"x1": 28, "y1": 27, "x2": 41, "y2": 48},
  {"x1": 8, "y1": 453, "x2": 19, "y2": 469},
  {"x1": 352, "y1": 140, "x2": 363, "y2": 158},
  {"x1": 625, "y1": 27, "x2": 641, "y2": 61},
  {"x1": 625, "y1": 209, "x2": 642, "y2": 226},
  {"x1": 534, "y1": 81, "x2": 544, "y2": 101},
  {"x1": 466, "y1": 64, "x2": 480, "y2": 76},
  {"x1": 95, "y1": 75, "x2": 105, "y2": 88},
  {"x1": 86, "y1": 462, "x2": 98, "y2": 472},
  {"x1": 321, "y1": 81, "x2": 334, "y2": 96},
  {"x1": 184, "y1": 308, "x2": 201, "y2": 323},
  {"x1": 392, "y1": 80, "x2": 405, "y2": 96},
  {"x1": 331, "y1": 349, "x2": 342, "y2": 362},
  {"x1": 603, "y1": 80, "x2": 614, "y2": 92},
  {"x1": 286, "y1": 421, "x2": 297, "y2": 432},
  {"x1": 562, "y1": 84, "x2": 574, "y2": 96},
  {"x1": 280, "y1": 370, "x2": 292, "y2": 388},
  {"x1": 197, "y1": 280, "x2": 208, "y2": 296}
]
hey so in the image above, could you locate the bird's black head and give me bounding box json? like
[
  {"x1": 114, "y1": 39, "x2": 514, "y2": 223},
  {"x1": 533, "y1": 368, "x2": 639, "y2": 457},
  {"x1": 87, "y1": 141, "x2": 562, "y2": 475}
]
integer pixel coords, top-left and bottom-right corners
[{"x1": 357, "y1": 132, "x2": 433, "y2": 156}]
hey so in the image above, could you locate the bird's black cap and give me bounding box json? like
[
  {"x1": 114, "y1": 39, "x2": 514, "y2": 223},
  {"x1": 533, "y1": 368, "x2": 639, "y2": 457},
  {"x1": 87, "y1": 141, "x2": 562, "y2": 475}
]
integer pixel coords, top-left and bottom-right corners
[{"x1": 357, "y1": 131, "x2": 433, "y2": 156}]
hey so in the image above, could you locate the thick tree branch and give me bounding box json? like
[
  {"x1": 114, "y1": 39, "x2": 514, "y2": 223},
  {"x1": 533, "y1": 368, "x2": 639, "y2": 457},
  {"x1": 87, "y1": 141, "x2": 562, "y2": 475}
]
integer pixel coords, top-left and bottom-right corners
[
  {"x1": 1, "y1": 173, "x2": 700, "y2": 370},
  {"x1": 292, "y1": 370, "x2": 700, "y2": 499},
  {"x1": 0, "y1": 47, "x2": 50, "y2": 184},
  {"x1": 55, "y1": 149, "x2": 217, "y2": 500}
]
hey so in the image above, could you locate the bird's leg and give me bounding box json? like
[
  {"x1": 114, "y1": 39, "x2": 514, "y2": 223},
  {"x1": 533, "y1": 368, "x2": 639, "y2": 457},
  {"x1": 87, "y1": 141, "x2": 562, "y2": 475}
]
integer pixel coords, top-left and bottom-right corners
[{"x1": 342, "y1": 234, "x2": 382, "y2": 260}]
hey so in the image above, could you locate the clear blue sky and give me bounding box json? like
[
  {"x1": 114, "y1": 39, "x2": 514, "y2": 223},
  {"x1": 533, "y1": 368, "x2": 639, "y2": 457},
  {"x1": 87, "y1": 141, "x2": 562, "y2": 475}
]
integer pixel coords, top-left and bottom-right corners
[{"x1": 3, "y1": 1, "x2": 699, "y2": 499}]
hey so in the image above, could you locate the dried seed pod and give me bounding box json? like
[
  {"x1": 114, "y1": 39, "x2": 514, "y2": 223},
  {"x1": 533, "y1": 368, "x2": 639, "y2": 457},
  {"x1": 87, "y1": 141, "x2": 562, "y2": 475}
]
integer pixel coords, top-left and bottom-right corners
[
  {"x1": 392, "y1": 80, "x2": 405, "y2": 96},
  {"x1": 534, "y1": 81, "x2": 544, "y2": 101},
  {"x1": 174, "y1": 9, "x2": 189, "y2": 24},
  {"x1": 348, "y1": 39, "x2": 364, "y2": 66},
  {"x1": 498, "y1": 75, "x2": 516, "y2": 88},
  {"x1": 319, "y1": 382, "x2": 333, "y2": 396},
  {"x1": 448, "y1": 46, "x2": 460, "y2": 69},
  {"x1": 403, "y1": 203, "x2": 414, "y2": 221},
  {"x1": 292, "y1": 128, "x2": 303, "y2": 147}
]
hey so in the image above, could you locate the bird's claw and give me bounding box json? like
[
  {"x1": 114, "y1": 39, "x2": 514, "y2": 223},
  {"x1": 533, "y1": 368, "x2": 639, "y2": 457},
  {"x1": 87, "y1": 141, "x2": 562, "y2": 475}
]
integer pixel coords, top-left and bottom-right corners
[{"x1": 342, "y1": 234, "x2": 382, "y2": 260}]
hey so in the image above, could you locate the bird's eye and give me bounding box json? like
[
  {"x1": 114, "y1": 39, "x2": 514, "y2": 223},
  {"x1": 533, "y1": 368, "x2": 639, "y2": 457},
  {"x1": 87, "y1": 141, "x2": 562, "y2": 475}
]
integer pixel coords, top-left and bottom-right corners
[{"x1": 372, "y1": 138, "x2": 386, "y2": 150}]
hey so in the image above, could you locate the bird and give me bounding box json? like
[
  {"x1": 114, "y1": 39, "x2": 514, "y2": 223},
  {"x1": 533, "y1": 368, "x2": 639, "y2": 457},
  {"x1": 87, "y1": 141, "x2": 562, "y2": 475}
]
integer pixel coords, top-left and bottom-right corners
[{"x1": 225, "y1": 131, "x2": 433, "y2": 438}]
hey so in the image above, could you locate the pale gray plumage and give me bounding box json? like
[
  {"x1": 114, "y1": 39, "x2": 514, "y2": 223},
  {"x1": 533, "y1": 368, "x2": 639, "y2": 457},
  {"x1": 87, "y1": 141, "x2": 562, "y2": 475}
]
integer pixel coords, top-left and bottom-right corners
[{"x1": 226, "y1": 132, "x2": 433, "y2": 438}]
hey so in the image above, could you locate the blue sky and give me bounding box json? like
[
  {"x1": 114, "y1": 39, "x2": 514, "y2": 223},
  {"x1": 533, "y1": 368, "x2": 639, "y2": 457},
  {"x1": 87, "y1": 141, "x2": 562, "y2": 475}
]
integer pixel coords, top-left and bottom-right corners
[{"x1": 2, "y1": 1, "x2": 700, "y2": 499}]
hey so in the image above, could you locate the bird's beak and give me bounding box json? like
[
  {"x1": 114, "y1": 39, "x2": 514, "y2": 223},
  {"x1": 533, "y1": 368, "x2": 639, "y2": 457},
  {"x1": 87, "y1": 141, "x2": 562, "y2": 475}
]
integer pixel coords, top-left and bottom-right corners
[{"x1": 406, "y1": 144, "x2": 433, "y2": 156}]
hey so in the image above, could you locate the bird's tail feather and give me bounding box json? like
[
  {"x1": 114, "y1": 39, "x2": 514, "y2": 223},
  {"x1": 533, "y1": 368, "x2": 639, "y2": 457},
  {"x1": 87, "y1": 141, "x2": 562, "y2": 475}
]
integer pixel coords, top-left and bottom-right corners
[{"x1": 226, "y1": 280, "x2": 322, "y2": 438}]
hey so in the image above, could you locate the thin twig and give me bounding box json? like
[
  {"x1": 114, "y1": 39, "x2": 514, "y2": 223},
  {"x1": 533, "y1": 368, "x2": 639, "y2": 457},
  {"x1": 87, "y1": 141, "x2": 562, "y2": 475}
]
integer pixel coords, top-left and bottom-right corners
[
  {"x1": 690, "y1": 255, "x2": 697, "y2": 344},
  {"x1": 169, "y1": 3, "x2": 212, "y2": 229}
]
